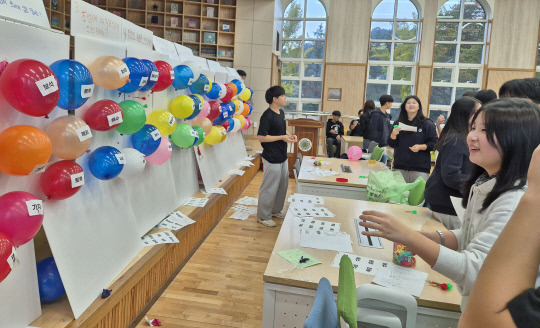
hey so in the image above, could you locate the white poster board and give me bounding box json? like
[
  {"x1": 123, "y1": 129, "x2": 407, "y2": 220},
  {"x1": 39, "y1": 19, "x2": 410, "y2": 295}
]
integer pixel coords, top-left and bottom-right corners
[
  {"x1": 71, "y1": 0, "x2": 123, "y2": 42},
  {"x1": 0, "y1": 0, "x2": 50, "y2": 29},
  {"x1": 153, "y1": 35, "x2": 180, "y2": 60}
]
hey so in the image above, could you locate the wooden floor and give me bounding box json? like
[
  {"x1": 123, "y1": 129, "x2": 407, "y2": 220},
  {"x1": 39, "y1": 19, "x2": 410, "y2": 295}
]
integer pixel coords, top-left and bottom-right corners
[{"x1": 136, "y1": 171, "x2": 296, "y2": 328}]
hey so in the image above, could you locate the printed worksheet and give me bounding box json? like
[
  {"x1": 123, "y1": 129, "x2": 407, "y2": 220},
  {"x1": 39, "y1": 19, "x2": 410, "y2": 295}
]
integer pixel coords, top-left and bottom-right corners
[
  {"x1": 294, "y1": 217, "x2": 340, "y2": 232},
  {"x1": 290, "y1": 207, "x2": 335, "y2": 218},
  {"x1": 300, "y1": 230, "x2": 353, "y2": 253},
  {"x1": 184, "y1": 197, "x2": 209, "y2": 207}
]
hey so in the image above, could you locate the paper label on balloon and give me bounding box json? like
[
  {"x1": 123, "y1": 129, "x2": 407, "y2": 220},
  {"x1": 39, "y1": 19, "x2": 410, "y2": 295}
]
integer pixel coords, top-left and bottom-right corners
[
  {"x1": 76, "y1": 126, "x2": 93, "y2": 142},
  {"x1": 168, "y1": 142, "x2": 173, "y2": 151},
  {"x1": 31, "y1": 163, "x2": 49, "y2": 175},
  {"x1": 151, "y1": 130, "x2": 161, "y2": 141},
  {"x1": 35, "y1": 75, "x2": 59, "y2": 97},
  {"x1": 70, "y1": 172, "x2": 85, "y2": 188},
  {"x1": 117, "y1": 64, "x2": 130, "y2": 78},
  {"x1": 81, "y1": 84, "x2": 95, "y2": 98},
  {"x1": 26, "y1": 200, "x2": 44, "y2": 216},
  {"x1": 204, "y1": 84, "x2": 210, "y2": 92},
  {"x1": 202, "y1": 132, "x2": 206, "y2": 138},
  {"x1": 167, "y1": 115, "x2": 175, "y2": 127},
  {"x1": 223, "y1": 111, "x2": 228, "y2": 118},
  {"x1": 150, "y1": 71, "x2": 159, "y2": 81},
  {"x1": 170, "y1": 70, "x2": 175, "y2": 79},
  {"x1": 107, "y1": 112, "x2": 123, "y2": 126},
  {"x1": 139, "y1": 77, "x2": 148, "y2": 87},
  {"x1": 188, "y1": 77, "x2": 195, "y2": 85},
  {"x1": 115, "y1": 153, "x2": 126, "y2": 164},
  {"x1": 198, "y1": 103, "x2": 202, "y2": 111},
  {"x1": 7, "y1": 246, "x2": 16, "y2": 269},
  {"x1": 190, "y1": 129, "x2": 198, "y2": 137}
]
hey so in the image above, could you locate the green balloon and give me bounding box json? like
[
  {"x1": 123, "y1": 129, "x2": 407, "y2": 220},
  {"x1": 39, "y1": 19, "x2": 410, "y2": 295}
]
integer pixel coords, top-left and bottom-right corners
[
  {"x1": 116, "y1": 100, "x2": 146, "y2": 135},
  {"x1": 192, "y1": 126, "x2": 205, "y2": 146},
  {"x1": 170, "y1": 123, "x2": 196, "y2": 148}
]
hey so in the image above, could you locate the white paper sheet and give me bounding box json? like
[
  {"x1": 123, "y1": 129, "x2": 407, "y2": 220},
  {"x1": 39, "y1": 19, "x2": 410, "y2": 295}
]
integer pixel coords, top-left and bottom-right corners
[
  {"x1": 300, "y1": 230, "x2": 353, "y2": 253},
  {"x1": 229, "y1": 169, "x2": 245, "y2": 176},
  {"x1": 331, "y1": 252, "x2": 392, "y2": 276},
  {"x1": 141, "y1": 231, "x2": 180, "y2": 246},
  {"x1": 237, "y1": 160, "x2": 255, "y2": 167},
  {"x1": 235, "y1": 196, "x2": 258, "y2": 206},
  {"x1": 450, "y1": 196, "x2": 465, "y2": 222},
  {"x1": 229, "y1": 211, "x2": 250, "y2": 221},
  {"x1": 398, "y1": 122, "x2": 418, "y2": 132},
  {"x1": 184, "y1": 197, "x2": 209, "y2": 207},
  {"x1": 231, "y1": 205, "x2": 257, "y2": 215},
  {"x1": 200, "y1": 187, "x2": 227, "y2": 195},
  {"x1": 288, "y1": 194, "x2": 324, "y2": 205},
  {"x1": 294, "y1": 217, "x2": 340, "y2": 232},
  {"x1": 155, "y1": 211, "x2": 196, "y2": 231},
  {"x1": 372, "y1": 265, "x2": 428, "y2": 297},
  {"x1": 303, "y1": 167, "x2": 339, "y2": 177},
  {"x1": 290, "y1": 207, "x2": 335, "y2": 218}
]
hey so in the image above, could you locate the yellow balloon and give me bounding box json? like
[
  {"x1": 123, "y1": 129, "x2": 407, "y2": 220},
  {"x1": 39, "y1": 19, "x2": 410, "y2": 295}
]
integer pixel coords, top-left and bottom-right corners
[
  {"x1": 231, "y1": 99, "x2": 242, "y2": 115},
  {"x1": 170, "y1": 95, "x2": 195, "y2": 119},
  {"x1": 239, "y1": 88, "x2": 252, "y2": 102},
  {"x1": 217, "y1": 125, "x2": 227, "y2": 142},
  {"x1": 204, "y1": 126, "x2": 222, "y2": 145},
  {"x1": 146, "y1": 110, "x2": 177, "y2": 136},
  {"x1": 233, "y1": 114, "x2": 246, "y2": 129},
  {"x1": 89, "y1": 56, "x2": 129, "y2": 90},
  {"x1": 194, "y1": 94, "x2": 204, "y2": 104}
]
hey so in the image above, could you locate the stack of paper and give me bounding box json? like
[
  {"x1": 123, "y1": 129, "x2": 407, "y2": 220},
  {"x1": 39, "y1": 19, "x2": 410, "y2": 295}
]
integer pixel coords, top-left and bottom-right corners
[
  {"x1": 142, "y1": 231, "x2": 179, "y2": 246},
  {"x1": 290, "y1": 207, "x2": 335, "y2": 218},
  {"x1": 235, "y1": 196, "x2": 258, "y2": 206},
  {"x1": 155, "y1": 211, "x2": 196, "y2": 231},
  {"x1": 237, "y1": 160, "x2": 255, "y2": 167},
  {"x1": 300, "y1": 230, "x2": 353, "y2": 253}
]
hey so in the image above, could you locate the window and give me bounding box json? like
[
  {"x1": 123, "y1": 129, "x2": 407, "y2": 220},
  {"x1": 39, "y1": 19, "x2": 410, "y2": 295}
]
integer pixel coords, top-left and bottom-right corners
[
  {"x1": 430, "y1": 0, "x2": 490, "y2": 119},
  {"x1": 281, "y1": 0, "x2": 327, "y2": 114},
  {"x1": 367, "y1": 0, "x2": 420, "y2": 120}
]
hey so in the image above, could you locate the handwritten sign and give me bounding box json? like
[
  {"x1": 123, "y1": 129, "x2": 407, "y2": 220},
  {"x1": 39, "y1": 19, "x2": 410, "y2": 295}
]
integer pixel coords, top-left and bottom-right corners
[
  {"x1": 0, "y1": 0, "x2": 49, "y2": 29},
  {"x1": 35, "y1": 75, "x2": 58, "y2": 97},
  {"x1": 122, "y1": 20, "x2": 153, "y2": 49},
  {"x1": 71, "y1": 0, "x2": 122, "y2": 42}
]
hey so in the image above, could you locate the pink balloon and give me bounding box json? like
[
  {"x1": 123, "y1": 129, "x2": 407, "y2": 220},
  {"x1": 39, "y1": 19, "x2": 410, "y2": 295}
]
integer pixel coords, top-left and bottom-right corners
[
  {"x1": 347, "y1": 146, "x2": 363, "y2": 161},
  {"x1": 145, "y1": 137, "x2": 172, "y2": 165},
  {"x1": 0, "y1": 191, "x2": 44, "y2": 247},
  {"x1": 241, "y1": 117, "x2": 252, "y2": 131},
  {"x1": 196, "y1": 100, "x2": 210, "y2": 119}
]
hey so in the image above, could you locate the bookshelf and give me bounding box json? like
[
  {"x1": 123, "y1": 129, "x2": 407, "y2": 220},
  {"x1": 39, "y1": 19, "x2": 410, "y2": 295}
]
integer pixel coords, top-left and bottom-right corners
[{"x1": 43, "y1": 0, "x2": 236, "y2": 65}]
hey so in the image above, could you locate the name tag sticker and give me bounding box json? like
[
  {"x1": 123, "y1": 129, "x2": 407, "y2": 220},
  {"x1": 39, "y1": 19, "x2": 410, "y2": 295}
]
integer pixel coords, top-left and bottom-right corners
[
  {"x1": 76, "y1": 126, "x2": 92, "y2": 142},
  {"x1": 107, "y1": 112, "x2": 123, "y2": 126},
  {"x1": 81, "y1": 84, "x2": 95, "y2": 98},
  {"x1": 115, "y1": 153, "x2": 126, "y2": 164},
  {"x1": 139, "y1": 77, "x2": 148, "y2": 87},
  {"x1": 117, "y1": 64, "x2": 130, "y2": 78},
  {"x1": 36, "y1": 75, "x2": 59, "y2": 97},
  {"x1": 70, "y1": 172, "x2": 85, "y2": 188},
  {"x1": 150, "y1": 71, "x2": 159, "y2": 81},
  {"x1": 26, "y1": 200, "x2": 44, "y2": 216}
]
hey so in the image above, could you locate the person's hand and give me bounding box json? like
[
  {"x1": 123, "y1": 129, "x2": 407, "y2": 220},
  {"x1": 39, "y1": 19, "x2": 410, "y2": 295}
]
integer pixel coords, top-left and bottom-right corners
[
  {"x1": 336, "y1": 135, "x2": 341, "y2": 141},
  {"x1": 390, "y1": 128, "x2": 401, "y2": 139},
  {"x1": 358, "y1": 210, "x2": 417, "y2": 245},
  {"x1": 284, "y1": 135, "x2": 296, "y2": 143},
  {"x1": 436, "y1": 115, "x2": 445, "y2": 126},
  {"x1": 409, "y1": 144, "x2": 423, "y2": 152},
  {"x1": 351, "y1": 121, "x2": 358, "y2": 128},
  {"x1": 291, "y1": 135, "x2": 298, "y2": 143},
  {"x1": 330, "y1": 129, "x2": 336, "y2": 134},
  {"x1": 527, "y1": 145, "x2": 540, "y2": 192}
]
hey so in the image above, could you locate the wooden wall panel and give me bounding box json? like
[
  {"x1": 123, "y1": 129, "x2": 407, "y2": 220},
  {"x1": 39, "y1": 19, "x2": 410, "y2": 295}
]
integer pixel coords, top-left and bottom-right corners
[
  {"x1": 418, "y1": 0, "x2": 438, "y2": 65},
  {"x1": 416, "y1": 66, "x2": 433, "y2": 116},
  {"x1": 484, "y1": 69, "x2": 536, "y2": 93},
  {"x1": 322, "y1": 64, "x2": 366, "y2": 117}
]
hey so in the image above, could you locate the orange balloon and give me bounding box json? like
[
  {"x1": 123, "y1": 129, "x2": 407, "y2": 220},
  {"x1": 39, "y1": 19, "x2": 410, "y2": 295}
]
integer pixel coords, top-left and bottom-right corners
[
  {"x1": 188, "y1": 117, "x2": 212, "y2": 135},
  {"x1": 0, "y1": 125, "x2": 52, "y2": 176},
  {"x1": 89, "y1": 56, "x2": 129, "y2": 89},
  {"x1": 225, "y1": 82, "x2": 238, "y2": 96},
  {"x1": 45, "y1": 116, "x2": 92, "y2": 160},
  {"x1": 241, "y1": 104, "x2": 250, "y2": 116}
]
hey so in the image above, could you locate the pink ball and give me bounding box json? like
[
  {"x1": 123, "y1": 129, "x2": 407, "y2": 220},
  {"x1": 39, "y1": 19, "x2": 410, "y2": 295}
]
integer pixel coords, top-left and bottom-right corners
[
  {"x1": 145, "y1": 137, "x2": 173, "y2": 165},
  {"x1": 196, "y1": 100, "x2": 210, "y2": 119},
  {"x1": 0, "y1": 191, "x2": 44, "y2": 247},
  {"x1": 241, "y1": 117, "x2": 252, "y2": 131},
  {"x1": 347, "y1": 146, "x2": 363, "y2": 161}
]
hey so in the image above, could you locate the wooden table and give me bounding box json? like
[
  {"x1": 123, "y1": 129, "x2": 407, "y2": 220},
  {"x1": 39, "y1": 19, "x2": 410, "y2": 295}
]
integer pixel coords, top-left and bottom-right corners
[
  {"x1": 341, "y1": 135, "x2": 364, "y2": 154},
  {"x1": 297, "y1": 157, "x2": 389, "y2": 200},
  {"x1": 262, "y1": 196, "x2": 461, "y2": 328}
]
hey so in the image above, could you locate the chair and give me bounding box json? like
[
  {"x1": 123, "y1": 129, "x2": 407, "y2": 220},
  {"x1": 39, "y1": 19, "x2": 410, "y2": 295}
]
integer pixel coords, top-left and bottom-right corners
[
  {"x1": 370, "y1": 146, "x2": 385, "y2": 161},
  {"x1": 356, "y1": 284, "x2": 417, "y2": 328},
  {"x1": 293, "y1": 159, "x2": 302, "y2": 193},
  {"x1": 367, "y1": 140, "x2": 379, "y2": 153},
  {"x1": 297, "y1": 152, "x2": 303, "y2": 165},
  {"x1": 379, "y1": 153, "x2": 389, "y2": 165},
  {"x1": 304, "y1": 277, "x2": 338, "y2": 328},
  {"x1": 326, "y1": 140, "x2": 338, "y2": 157},
  {"x1": 337, "y1": 256, "x2": 357, "y2": 328},
  {"x1": 407, "y1": 177, "x2": 426, "y2": 206}
]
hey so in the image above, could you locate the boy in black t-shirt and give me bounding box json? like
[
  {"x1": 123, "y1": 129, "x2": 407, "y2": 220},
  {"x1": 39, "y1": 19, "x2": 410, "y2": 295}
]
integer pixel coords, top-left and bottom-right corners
[
  {"x1": 256, "y1": 86, "x2": 297, "y2": 227},
  {"x1": 325, "y1": 110, "x2": 344, "y2": 158}
]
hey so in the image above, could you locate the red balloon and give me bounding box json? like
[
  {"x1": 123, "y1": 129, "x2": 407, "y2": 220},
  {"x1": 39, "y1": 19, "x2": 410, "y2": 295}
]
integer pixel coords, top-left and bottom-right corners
[
  {"x1": 225, "y1": 82, "x2": 238, "y2": 97},
  {"x1": 0, "y1": 232, "x2": 16, "y2": 283},
  {"x1": 152, "y1": 61, "x2": 173, "y2": 92},
  {"x1": 219, "y1": 84, "x2": 234, "y2": 103},
  {"x1": 0, "y1": 191, "x2": 44, "y2": 247},
  {"x1": 84, "y1": 100, "x2": 123, "y2": 131},
  {"x1": 222, "y1": 119, "x2": 230, "y2": 131},
  {"x1": 0, "y1": 59, "x2": 60, "y2": 117},
  {"x1": 40, "y1": 160, "x2": 84, "y2": 200},
  {"x1": 207, "y1": 101, "x2": 222, "y2": 121}
]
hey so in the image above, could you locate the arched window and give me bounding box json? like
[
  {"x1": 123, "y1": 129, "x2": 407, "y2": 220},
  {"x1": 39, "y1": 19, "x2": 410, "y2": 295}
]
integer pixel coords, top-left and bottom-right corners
[
  {"x1": 281, "y1": 0, "x2": 327, "y2": 114},
  {"x1": 367, "y1": 0, "x2": 421, "y2": 120},
  {"x1": 429, "y1": 0, "x2": 489, "y2": 120}
]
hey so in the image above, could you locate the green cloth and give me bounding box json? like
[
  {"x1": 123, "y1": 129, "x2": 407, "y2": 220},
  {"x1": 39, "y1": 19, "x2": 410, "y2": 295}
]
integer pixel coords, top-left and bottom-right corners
[
  {"x1": 337, "y1": 255, "x2": 357, "y2": 328},
  {"x1": 277, "y1": 249, "x2": 321, "y2": 269},
  {"x1": 408, "y1": 177, "x2": 426, "y2": 206}
]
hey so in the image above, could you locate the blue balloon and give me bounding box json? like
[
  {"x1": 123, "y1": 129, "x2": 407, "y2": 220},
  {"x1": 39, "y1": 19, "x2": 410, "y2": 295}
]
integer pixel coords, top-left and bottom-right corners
[
  {"x1": 206, "y1": 83, "x2": 222, "y2": 100},
  {"x1": 231, "y1": 79, "x2": 244, "y2": 94},
  {"x1": 50, "y1": 59, "x2": 93, "y2": 110},
  {"x1": 186, "y1": 95, "x2": 202, "y2": 120},
  {"x1": 131, "y1": 124, "x2": 161, "y2": 156},
  {"x1": 172, "y1": 65, "x2": 194, "y2": 90},
  {"x1": 138, "y1": 60, "x2": 159, "y2": 92},
  {"x1": 88, "y1": 146, "x2": 124, "y2": 180},
  {"x1": 213, "y1": 103, "x2": 231, "y2": 125},
  {"x1": 227, "y1": 101, "x2": 236, "y2": 117},
  {"x1": 118, "y1": 58, "x2": 150, "y2": 93},
  {"x1": 223, "y1": 117, "x2": 235, "y2": 132},
  {"x1": 37, "y1": 257, "x2": 66, "y2": 303},
  {"x1": 247, "y1": 103, "x2": 253, "y2": 115},
  {"x1": 189, "y1": 74, "x2": 211, "y2": 95}
]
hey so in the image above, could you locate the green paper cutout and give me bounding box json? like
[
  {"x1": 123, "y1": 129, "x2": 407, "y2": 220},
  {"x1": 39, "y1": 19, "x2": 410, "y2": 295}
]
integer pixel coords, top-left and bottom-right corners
[{"x1": 277, "y1": 249, "x2": 321, "y2": 269}]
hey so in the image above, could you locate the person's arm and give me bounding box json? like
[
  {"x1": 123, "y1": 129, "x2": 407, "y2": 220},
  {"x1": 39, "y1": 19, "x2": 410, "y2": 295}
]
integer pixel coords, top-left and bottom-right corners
[
  {"x1": 423, "y1": 121, "x2": 439, "y2": 151},
  {"x1": 436, "y1": 115, "x2": 445, "y2": 136},
  {"x1": 459, "y1": 146, "x2": 540, "y2": 328},
  {"x1": 369, "y1": 115, "x2": 382, "y2": 144},
  {"x1": 338, "y1": 122, "x2": 345, "y2": 136},
  {"x1": 258, "y1": 134, "x2": 288, "y2": 143},
  {"x1": 325, "y1": 121, "x2": 333, "y2": 138},
  {"x1": 387, "y1": 126, "x2": 400, "y2": 148}
]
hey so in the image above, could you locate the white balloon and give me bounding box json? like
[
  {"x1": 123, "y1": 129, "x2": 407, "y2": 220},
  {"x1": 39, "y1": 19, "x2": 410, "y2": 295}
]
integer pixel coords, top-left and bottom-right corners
[
  {"x1": 183, "y1": 60, "x2": 201, "y2": 84},
  {"x1": 217, "y1": 83, "x2": 227, "y2": 99},
  {"x1": 238, "y1": 81, "x2": 246, "y2": 94},
  {"x1": 118, "y1": 148, "x2": 146, "y2": 179},
  {"x1": 232, "y1": 118, "x2": 241, "y2": 133},
  {"x1": 236, "y1": 102, "x2": 244, "y2": 115}
]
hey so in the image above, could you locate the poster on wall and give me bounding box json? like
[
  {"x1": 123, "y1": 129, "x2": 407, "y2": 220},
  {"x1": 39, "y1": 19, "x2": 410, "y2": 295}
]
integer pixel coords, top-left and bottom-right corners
[{"x1": 0, "y1": 0, "x2": 50, "y2": 29}]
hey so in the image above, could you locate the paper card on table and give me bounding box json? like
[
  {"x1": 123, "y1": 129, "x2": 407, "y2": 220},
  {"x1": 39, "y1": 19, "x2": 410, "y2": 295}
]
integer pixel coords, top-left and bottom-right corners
[
  {"x1": 229, "y1": 169, "x2": 245, "y2": 176},
  {"x1": 295, "y1": 217, "x2": 340, "y2": 232},
  {"x1": 290, "y1": 207, "x2": 335, "y2": 218},
  {"x1": 398, "y1": 122, "x2": 418, "y2": 132},
  {"x1": 450, "y1": 196, "x2": 465, "y2": 222},
  {"x1": 184, "y1": 197, "x2": 209, "y2": 207},
  {"x1": 277, "y1": 249, "x2": 321, "y2": 269},
  {"x1": 372, "y1": 265, "x2": 428, "y2": 297},
  {"x1": 300, "y1": 230, "x2": 353, "y2": 253},
  {"x1": 200, "y1": 188, "x2": 227, "y2": 195},
  {"x1": 229, "y1": 211, "x2": 250, "y2": 221},
  {"x1": 331, "y1": 252, "x2": 392, "y2": 276},
  {"x1": 288, "y1": 194, "x2": 324, "y2": 205},
  {"x1": 237, "y1": 160, "x2": 254, "y2": 167},
  {"x1": 245, "y1": 155, "x2": 256, "y2": 161},
  {"x1": 231, "y1": 205, "x2": 257, "y2": 215},
  {"x1": 235, "y1": 196, "x2": 258, "y2": 206},
  {"x1": 156, "y1": 211, "x2": 195, "y2": 230},
  {"x1": 141, "y1": 231, "x2": 179, "y2": 246}
]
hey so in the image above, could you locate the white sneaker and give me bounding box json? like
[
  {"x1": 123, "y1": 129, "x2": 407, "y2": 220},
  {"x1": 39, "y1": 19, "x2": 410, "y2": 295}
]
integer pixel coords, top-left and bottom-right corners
[
  {"x1": 272, "y1": 212, "x2": 286, "y2": 219},
  {"x1": 257, "y1": 219, "x2": 277, "y2": 227}
]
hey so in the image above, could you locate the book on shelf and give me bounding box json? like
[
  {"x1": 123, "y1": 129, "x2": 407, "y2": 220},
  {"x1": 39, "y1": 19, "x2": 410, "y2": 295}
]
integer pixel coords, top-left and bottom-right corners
[
  {"x1": 206, "y1": 0, "x2": 215, "y2": 3},
  {"x1": 165, "y1": 31, "x2": 173, "y2": 39},
  {"x1": 222, "y1": 23, "x2": 230, "y2": 32},
  {"x1": 206, "y1": 7, "x2": 215, "y2": 17},
  {"x1": 51, "y1": 16, "x2": 59, "y2": 27},
  {"x1": 223, "y1": 0, "x2": 233, "y2": 5},
  {"x1": 171, "y1": 17, "x2": 178, "y2": 27},
  {"x1": 204, "y1": 32, "x2": 216, "y2": 44},
  {"x1": 112, "y1": 10, "x2": 122, "y2": 17},
  {"x1": 183, "y1": 31, "x2": 197, "y2": 42},
  {"x1": 151, "y1": 15, "x2": 159, "y2": 25},
  {"x1": 170, "y1": 3, "x2": 178, "y2": 13},
  {"x1": 91, "y1": 0, "x2": 99, "y2": 5},
  {"x1": 51, "y1": 0, "x2": 57, "y2": 10},
  {"x1": 188, "y1": 19, "x2": 197, "y2": 28},
  {"x1": 130, "y1": 0, "x2": 139, "y2": 9}
]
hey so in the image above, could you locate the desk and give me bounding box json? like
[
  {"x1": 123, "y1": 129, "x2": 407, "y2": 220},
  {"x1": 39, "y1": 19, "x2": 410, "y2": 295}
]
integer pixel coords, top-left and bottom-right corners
[
  {"x1": 297, "y1": 157, "x2": 388, "y2": 199},
  {"x1": 262, "y1": 196, "x2": 461, "y2": 328},
  {"x1": 342, "y1": 135, "x2": 364, "y2": 154}
]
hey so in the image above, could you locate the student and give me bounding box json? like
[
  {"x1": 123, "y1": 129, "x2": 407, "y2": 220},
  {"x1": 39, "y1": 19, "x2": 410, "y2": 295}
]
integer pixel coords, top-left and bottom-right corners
[
  {"x1": 474, "y1": 89, "x2": 497, "y2": 104},
  {"x1": 387, "y1": 95, "x2": 438, "y2": 183},
  {"x1": 499, "y1": 78, "x2": 540, "y2": 103},
  {"x1": 459, "y1": 145, "x2": 540, "y2": 328},
  {"x1": 425, "y1": 97, "x2": 481, "y2": 229},
  {"x1": 369, "y1": 95, "x2": 393, "y2": 147},
  {"x1": 350, "y1": 100, "x2": 375, "y2": 149},
  {"x1": 325, "y1": 110, "x2": 344, "y2": 158},
  {"x1": 358, "y1": 98, "x2": 540, "y2": 307},
  {"x1": 256, "y1": 86, "x2": 297, "y2": 227},
  {"x1": 237, "y1": 69, "x2": 247, "y2": 81}
]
